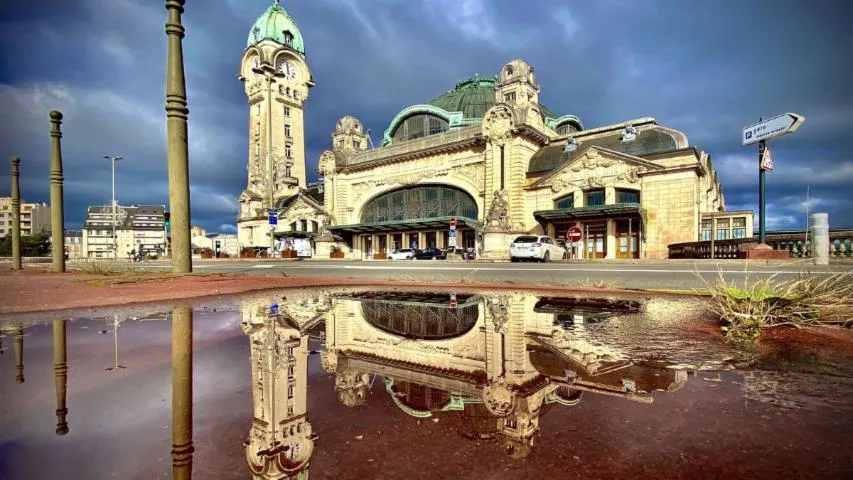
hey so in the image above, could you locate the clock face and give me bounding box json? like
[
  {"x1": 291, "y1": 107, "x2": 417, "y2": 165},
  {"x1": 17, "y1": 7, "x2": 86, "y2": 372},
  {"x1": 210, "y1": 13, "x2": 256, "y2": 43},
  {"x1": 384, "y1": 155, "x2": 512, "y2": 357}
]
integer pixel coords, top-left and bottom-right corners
[{"x1": 279, "y1": 60, "x2": 297, "y2": 80}]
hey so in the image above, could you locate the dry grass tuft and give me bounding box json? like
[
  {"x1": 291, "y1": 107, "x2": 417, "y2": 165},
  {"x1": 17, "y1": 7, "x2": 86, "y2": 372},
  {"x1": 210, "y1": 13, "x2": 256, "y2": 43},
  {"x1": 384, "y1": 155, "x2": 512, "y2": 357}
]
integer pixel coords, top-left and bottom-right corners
[{"x1": 704, "y1": 270, "x2": 853, "y2": 342}]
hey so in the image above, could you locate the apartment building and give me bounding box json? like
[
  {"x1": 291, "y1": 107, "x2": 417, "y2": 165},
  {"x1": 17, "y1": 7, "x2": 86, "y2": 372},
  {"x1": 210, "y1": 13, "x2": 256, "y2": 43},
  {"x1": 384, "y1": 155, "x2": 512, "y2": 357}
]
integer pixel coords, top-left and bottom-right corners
[
  {"x1": 0, "y1": 197, "x2": 51, "y2": 237},
  {"x1": 82, "y1": 205, "x2": 166, "y2": 258}
]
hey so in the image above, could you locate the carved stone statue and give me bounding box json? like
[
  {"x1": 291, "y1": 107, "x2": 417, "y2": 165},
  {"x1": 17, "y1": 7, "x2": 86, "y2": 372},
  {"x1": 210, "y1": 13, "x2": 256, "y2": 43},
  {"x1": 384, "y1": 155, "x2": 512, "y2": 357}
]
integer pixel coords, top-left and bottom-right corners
[
  {"x1": 318, "y1": 150, "x2": 337, "y2": 176},
  {"x1": 315, "y1": 216, "x2": 333, "y2": 241},
  {"x1": 484, "y1": 190, "x2": 511, "y2": 232},
  {"x1": 482, "y1": 106, "x2": 514, "y2": 146}
]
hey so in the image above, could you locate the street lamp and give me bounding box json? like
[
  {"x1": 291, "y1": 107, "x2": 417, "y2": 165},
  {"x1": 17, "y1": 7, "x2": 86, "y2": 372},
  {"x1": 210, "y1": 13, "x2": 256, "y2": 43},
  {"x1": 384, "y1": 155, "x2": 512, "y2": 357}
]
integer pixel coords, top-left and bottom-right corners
[
  {"x1": 103, "y1": 155, "x2": 123, "y2": 260},
  {"x1": 252, "y1": 63, "x2": 285, "y2": 257}
]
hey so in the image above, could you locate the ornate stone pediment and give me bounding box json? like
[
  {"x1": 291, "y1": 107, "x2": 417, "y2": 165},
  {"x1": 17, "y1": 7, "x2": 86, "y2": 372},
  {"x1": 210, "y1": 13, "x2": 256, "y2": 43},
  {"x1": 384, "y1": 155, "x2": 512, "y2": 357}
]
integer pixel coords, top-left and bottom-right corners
[
  {"x1": 281, "y1": 196, "x2": 323, "y2": 221},
  {"x1": 541, "y1": 150, "x2": 647, "y2": 194}
]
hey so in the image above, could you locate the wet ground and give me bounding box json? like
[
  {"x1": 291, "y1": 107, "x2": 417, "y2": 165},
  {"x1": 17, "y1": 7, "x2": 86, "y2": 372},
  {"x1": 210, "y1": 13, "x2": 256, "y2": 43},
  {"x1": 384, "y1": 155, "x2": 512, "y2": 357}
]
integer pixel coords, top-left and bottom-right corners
[{"x1": 1, "y1": 287, "x2": 852, "y2": 479}]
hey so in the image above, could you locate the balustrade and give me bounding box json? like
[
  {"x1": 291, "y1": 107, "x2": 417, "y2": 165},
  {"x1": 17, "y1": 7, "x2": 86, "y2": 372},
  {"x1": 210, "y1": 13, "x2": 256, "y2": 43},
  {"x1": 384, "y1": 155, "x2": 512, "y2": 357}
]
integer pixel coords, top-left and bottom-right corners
[{"x1": 669, "y1": 229, "x2": 853, "y2": 259}]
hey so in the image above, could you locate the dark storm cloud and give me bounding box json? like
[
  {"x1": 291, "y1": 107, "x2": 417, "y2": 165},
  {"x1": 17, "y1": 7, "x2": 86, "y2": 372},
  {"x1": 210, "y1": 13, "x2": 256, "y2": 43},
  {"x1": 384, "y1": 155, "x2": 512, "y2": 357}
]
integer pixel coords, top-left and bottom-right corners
[{"x1": 1, "y1": 0, "x2": 851, "y2": 232}]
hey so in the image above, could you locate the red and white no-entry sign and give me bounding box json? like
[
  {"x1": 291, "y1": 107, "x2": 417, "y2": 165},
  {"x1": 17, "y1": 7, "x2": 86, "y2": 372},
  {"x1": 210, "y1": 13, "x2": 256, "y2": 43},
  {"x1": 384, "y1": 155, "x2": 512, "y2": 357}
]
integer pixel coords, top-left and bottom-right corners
[{"x1": 567, "y1": 226, "x2": 583, "y2": 243}]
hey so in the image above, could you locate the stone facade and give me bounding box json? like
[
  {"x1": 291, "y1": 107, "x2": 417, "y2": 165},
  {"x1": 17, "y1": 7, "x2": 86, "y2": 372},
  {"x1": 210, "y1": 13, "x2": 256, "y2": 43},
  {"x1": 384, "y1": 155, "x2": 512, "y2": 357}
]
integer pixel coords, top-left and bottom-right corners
[{"x1": 236, "y1": 3, "x2": 744, "y2": 260}]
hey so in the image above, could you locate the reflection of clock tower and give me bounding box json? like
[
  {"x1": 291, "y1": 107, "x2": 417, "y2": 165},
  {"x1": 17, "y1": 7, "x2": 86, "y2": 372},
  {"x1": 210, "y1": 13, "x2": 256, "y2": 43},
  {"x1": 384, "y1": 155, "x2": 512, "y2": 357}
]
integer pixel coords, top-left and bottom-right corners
[
  {"x1": 242, "y1": 302, "x2": 314, "y2": 480},
  {"x1": 237, "y1": 0, "x2": 314, "y2": 249}
]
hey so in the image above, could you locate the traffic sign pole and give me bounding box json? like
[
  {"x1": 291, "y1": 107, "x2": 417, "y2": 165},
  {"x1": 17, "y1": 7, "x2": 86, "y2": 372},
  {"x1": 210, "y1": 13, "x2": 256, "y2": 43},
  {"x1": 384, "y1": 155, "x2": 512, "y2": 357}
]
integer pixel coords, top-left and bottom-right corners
[{"x1": 759, "y1": 142, "x2": 766, "y2": 244}]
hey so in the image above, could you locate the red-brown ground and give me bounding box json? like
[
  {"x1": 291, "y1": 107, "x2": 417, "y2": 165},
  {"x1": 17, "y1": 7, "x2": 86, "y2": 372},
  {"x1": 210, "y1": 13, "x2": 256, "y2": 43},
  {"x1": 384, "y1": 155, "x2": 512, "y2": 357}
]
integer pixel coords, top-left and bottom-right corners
[{"x1": 0, "y1": 265, "x2": 650, "y2": 315}]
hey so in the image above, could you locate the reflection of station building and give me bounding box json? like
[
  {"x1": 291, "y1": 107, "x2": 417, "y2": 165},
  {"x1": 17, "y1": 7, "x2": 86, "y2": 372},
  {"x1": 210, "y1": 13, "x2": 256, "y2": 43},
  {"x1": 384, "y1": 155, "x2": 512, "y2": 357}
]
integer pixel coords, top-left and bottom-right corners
[
  {"x1": 240, "y1": 293, "x2": 329, "y2": 479},
  {"x1": 321, "y1": 291, "x2": 691, "y2": 457},
  {"x1": 237, "y1": 1, "x2": 747, "y2": 260}
]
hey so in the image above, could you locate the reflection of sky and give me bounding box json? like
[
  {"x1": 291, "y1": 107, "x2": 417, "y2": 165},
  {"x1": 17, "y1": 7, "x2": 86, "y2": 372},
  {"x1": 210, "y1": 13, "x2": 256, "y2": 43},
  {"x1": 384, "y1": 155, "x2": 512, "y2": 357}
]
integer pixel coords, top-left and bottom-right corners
[{"x1": 2, "y1": 289, "x2": 852, "y2": 479}]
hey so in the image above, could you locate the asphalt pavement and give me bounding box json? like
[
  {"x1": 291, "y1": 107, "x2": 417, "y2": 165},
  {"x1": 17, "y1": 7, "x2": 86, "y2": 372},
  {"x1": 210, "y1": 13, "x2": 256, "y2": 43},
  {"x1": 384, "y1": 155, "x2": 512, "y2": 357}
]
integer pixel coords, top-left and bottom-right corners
[{"x1": 76, "y1": 258, "x2": 853, "y2": 291}]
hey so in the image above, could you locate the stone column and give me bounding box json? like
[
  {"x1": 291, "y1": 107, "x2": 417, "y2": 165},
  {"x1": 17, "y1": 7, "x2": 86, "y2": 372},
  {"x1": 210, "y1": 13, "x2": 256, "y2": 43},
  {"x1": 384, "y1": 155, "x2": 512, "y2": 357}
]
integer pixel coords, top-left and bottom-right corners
[
  {"x1": 10, "y1": 156, "x2": 22, "y2": 270},
  {"x1": 53, "y1": 318, "x2": 69, "y2": 435},
  {"x1": 171, "y1": 305, "x2": 194, "y2": 480},
  {"x1": 164, "y1": 0, "x2": 192, "y2": 274},
  {"x1": 49, "y1": 111, "x2": 66, "y2": 273},
  {"x1": 14, "y1": 323, "x2": 24, "y2": 384},
  {"x1": 810, "y1": 213, "x2": 829, "y2": 266},
  {"x1": 605, "y1": 219, "x2": 616, "y2": 260}
]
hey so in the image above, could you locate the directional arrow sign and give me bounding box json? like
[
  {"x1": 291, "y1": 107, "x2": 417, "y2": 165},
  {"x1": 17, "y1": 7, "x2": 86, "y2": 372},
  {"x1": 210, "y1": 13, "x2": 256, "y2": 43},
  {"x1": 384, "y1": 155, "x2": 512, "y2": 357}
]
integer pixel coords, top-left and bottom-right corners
[{"x1": 742, "y1": 112, "x2": 804, "y2": 146}]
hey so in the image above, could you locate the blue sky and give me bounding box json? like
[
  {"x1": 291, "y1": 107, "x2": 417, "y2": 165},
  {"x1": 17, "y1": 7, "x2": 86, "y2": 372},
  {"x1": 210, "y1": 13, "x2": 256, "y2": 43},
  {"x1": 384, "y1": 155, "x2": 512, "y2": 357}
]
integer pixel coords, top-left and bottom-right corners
[{"x1": 1, "y1": 0, "x2": 851, "y2": 233}]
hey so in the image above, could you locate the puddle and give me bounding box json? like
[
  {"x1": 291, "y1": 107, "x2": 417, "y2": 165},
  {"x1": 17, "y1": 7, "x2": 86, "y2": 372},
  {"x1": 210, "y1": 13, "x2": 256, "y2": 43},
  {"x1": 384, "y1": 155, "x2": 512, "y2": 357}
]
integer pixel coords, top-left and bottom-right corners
[{"x1": 1, "y1": 287, "x2": 852, "y2": 479}]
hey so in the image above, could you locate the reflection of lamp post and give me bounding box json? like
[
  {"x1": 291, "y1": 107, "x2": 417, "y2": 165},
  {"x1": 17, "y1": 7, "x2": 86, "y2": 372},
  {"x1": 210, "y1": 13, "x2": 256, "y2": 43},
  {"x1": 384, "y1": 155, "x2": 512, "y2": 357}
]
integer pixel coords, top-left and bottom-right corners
[
  {"x1": 253, "y1": 62, "x2": 285, "y2": 256},
  {"x1": 105, "y1": 315, "x2": 126, "y2": 371}
]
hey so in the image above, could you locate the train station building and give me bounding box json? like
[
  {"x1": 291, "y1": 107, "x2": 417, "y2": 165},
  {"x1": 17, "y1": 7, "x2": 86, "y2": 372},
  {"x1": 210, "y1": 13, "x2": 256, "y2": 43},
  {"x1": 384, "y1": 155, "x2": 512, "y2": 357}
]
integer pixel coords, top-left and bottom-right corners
[{"x1": 237, "y1": 1, "x2": 751, "y2": 260}]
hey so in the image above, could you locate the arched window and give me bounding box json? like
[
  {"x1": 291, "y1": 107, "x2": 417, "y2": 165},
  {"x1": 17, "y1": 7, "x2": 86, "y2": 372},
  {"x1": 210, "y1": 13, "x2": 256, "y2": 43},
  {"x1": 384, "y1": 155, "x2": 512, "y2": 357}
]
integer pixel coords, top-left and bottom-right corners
[
  {"x1": 555, "y1": 193, "x2": 574, "y2": 209},
  {"x1": 361, "y1": 185, "x2": 477, "y2": 224},
  {"x1": 361, "y1": 297, "x2": 479, "y2": 340},
  {"x1": 391, "y1": 114, "x2": 449, "y2": 142},
  {"x1": 556, "y1": 123, "x2": 579, "y2": 135}
]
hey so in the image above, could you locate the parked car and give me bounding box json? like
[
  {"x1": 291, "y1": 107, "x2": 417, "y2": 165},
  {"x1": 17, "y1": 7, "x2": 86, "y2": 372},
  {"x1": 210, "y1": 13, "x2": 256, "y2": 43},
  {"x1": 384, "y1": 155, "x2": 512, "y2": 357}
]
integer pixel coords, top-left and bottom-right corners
[
  {"x1": 509, "y1": 235, "x2": 566, "y2": 262},
  {"x1": 414, "y1": 247, "x2": 447, "y2": 260},
  {"x1": 388, "y1": 248, "x2": 417, "y2": 260}
]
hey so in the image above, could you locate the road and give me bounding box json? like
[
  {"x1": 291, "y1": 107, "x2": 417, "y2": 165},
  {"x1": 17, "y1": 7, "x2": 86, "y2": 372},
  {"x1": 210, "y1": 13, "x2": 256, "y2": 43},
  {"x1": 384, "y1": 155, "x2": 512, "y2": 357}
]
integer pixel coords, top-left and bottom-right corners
[{"x1": 83, "y1": 259, "x2": 852, "y2": 291}]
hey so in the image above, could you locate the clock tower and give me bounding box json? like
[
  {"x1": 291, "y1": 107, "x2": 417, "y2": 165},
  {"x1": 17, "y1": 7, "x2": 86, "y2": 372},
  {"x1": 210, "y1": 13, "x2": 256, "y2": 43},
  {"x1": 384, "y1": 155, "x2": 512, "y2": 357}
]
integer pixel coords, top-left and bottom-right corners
[{"x1": 238, "y1": 0, "x2": 314, "y2": 251}]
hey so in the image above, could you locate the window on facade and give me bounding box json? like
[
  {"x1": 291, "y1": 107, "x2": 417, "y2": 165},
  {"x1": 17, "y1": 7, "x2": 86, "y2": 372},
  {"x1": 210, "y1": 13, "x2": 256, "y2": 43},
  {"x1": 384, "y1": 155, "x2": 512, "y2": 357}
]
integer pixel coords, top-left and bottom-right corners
[
  {"x1": 284, "y1": 106, "x2": 290, "y2": 117},
  {"x1": 504, "y1": 92, "x2": 516, "y2": 102},
  {"x1": 701, "y1": 220, "x2": 712, "y2": 241},
  {"x1": 616, "y1": 189, "x2": 640, "y2": 205},
  {"x1": 287, "y1": 385, "x2": 294, "y2": 399},
  {"x1": 310, "y1": 220, "x2": 318, "y2": 232},
  {"x1": 361, "y1": 185, "x2": 478, "y2": 224},
  {"x1": 288, "y1": 365, "x2": 294, "y2": 378},
  {"x1": 716, "y1": 219, "x2": 730, "y2": 240},
  {"x1": 284, "y1": 124, "x2": 291, "y2": 138},
  {"x1": 585, "y1": 189, "x2": 605, "y2": 207},
  {"x1": 300, "y1": 219, "x2": 307, "y2": 232},
  {"x1": 732, "y1": 217, "x2": 747, "y2": 238},
  {"x1": 555, "y1": 194, "x2": 574, "y2": 209},
  {"x1": 285, "y1": 145, "x2": 292, "y2": 158},
  {"x1": 290, "y1": 221, "x2": 298, "y2": 231},
  {"x1": 391, "y1": 114, "x2": 449, "y2": 142},
  {"x1": 352, "y1": 139, "x2": 359, "y2": 149}
]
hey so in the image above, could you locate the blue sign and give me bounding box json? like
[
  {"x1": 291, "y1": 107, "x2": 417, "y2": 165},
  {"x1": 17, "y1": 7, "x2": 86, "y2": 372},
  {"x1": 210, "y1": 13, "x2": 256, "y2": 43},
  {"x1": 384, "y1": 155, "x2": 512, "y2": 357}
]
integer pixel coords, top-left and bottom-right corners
[
  {"x1": 269, "y1": 304, "x2": 279, "y2": 315},
  {"x1": 268, "y1": 215, "x2": 278, "y2": 225},
  {"x1": 448, "y1": 229, "x2": 457, "y2": 237}
]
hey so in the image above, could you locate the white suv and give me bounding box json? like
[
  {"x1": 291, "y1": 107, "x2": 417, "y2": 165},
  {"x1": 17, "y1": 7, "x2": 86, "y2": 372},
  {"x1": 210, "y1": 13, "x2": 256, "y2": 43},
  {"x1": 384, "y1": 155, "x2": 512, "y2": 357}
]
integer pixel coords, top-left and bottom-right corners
[
  {"x1": 509, "y1": 235, "x2": 565, "y2": 262},
  {"x1": 388, "y1": 248, "x2": 416, "y2": 260}
]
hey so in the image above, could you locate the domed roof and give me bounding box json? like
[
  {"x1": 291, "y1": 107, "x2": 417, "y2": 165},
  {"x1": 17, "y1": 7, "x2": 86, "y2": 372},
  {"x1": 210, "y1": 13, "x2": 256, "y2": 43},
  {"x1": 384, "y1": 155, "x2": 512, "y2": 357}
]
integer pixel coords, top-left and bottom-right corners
[
  {"x1": 427, "y1": 74, "x2": 559, "y2": 121},
  {"x1": 247, "y1": 0, "x2": 305, "y2": 54}
]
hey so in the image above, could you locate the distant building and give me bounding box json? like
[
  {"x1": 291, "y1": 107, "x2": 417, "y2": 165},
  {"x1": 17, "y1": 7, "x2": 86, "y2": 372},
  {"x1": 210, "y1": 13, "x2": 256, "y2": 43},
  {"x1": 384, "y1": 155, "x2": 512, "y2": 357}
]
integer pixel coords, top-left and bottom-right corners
[
  {"x1": 0, "y1": 197, "x2": 51, "y2": 237},
  {"x1": 191, "y1": 225, "x2": 239, "y2": 257},
  {"x1": 82, "y1": 205, "x2": 166, "y2": 259},
  {"x1": 64, "y1": 230, "x2": 84, "y2": 259}
]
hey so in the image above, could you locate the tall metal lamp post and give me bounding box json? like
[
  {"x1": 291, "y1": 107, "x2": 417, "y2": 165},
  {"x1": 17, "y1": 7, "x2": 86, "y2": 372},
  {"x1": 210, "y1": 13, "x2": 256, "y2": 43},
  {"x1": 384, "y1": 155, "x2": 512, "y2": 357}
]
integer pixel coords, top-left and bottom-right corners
[
  {"x1": 253, "y1": 62, "x2": 285, "y2": 257},
  {"x1": 103, "y1": 155, "x2": 123, "y2": 260}
]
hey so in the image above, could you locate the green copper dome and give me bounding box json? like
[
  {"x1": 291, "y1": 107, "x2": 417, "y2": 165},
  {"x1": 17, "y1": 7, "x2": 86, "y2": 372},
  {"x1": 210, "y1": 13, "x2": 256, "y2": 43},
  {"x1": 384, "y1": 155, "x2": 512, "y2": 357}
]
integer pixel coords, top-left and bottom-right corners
[
  {"x1": 427, "y1": 74, "x2": 559, "y2": 121},
  {"x1": 247, "y1": 0, "x2": 305, "y2": 54}
]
